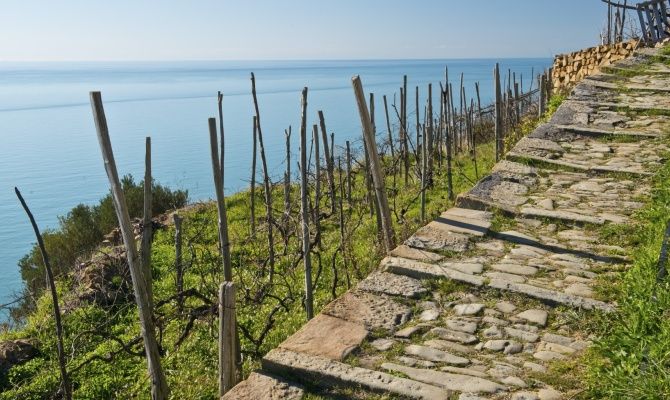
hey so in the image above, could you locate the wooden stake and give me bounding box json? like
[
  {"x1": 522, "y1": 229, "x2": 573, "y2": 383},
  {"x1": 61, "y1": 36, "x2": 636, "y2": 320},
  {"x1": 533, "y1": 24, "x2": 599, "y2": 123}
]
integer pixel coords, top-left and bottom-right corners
[
  {"x1": 383, "y1": 95, "x2": 395, "y2": 158},
  {"x1": 174, "y1": 213, "x2": 184, "y2": 312},
  {"x1": 218, "y1": 282, "x2": 239, "y2": 396},
  {"x1": 494, "y1": 63, "x2": 503, "y2": 161},
  {"x1": 208, "y1": 118, "x2": 233, "y2": 282},
  {"x1": 141, "y1": 136, "x2": 154, "y2": 305},
  {"x1": 90, "y1": 91, "x2": 168, "y2": 400},
  {"x1": 352, "y1": 76, "x2": 396, "y2": 253},
  {"x1": 250, "y1": 73, "x2": 275, "y2": 282},
  {"x1": 15, "y1": 188, "x2": 72, "y2": 400},
  {"x1": 284, "y1": 126, "x2": 291, "y2": 224},
  {"x1": 299, "y1": 88, "x2": 314, "y2": 320},
  {"x1": 312, "y1": 124, "x2": 321, "y2": 245},
  {"x1": 318, "y1": 111, "x2": 336, "y2": 213},
  {"x1": 345, "y1": 140, "x2": 352, "y2": 206},
  {"x1": 250, "y1": 117, "x2": 257, "y2": 237}
]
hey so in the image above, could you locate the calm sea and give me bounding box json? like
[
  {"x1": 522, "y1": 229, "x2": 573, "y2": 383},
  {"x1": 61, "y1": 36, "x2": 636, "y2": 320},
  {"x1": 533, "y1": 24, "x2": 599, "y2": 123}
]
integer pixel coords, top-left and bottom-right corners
[{"x1": 0, "y1": 58, "x2": 550, "y2": 319}]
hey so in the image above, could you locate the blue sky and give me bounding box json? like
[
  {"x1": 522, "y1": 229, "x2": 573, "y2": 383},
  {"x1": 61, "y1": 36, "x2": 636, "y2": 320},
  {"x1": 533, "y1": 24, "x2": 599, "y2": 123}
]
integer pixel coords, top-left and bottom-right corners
[{"x1": 1, "y1": 1, "x2": 610, "y2": 61}]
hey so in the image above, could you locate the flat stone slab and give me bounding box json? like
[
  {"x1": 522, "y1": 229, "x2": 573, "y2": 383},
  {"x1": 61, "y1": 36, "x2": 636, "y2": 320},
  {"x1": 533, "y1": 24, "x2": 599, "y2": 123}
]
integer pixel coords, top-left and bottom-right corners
[
  {"x1": 279, "y1": 314, "x2": 367, "y2": 361},
  {"x1": 406, "y1": 222, "x2": 472, "y2": 252},
  {"x1": 322, "y1": 289, "x2": 411, "y2": 332},
  {"x1": 382, "y1": 257, "x2": 485, "y2": 287},
  {"x1": 424, "y1": 339, "x2": 475, "y2": 354},
  {"x1": 357, "y1": 271, "x2": 428, "y2": 299},
  {"x1": 487, "y1": 279, "x2": 613, "y2": 311},
  {"x1": 453, "y1": 303, "x2": 484, "y2": 316},
  {"x1": 433, "y1": 208, "x2": 493, "y2": 237},
  {"x1": 263, "y1": 349, "x2": 450, "y2": 400},
  {"x1": 490, "y1": 263, "x2": 538, "y2": 276},
  {"x1": 404, "y1": 344, "x2": 470, "y2": 366},
  {"x1": 221, "y1": 372, "x2": 304, "y2": 400},
  {"x1": 553, "y1": 124, "x2": 659, "y2": 138},
  {"x1": 430, "y1": 327, "x2": 479, "y2": 344},
  {"x1": 381, "y1": 363, "x2": 506, "y2": 394},
  {"x1": 515, "y1": 309, "x2": 548, "y2": 327},
  {"x1": 390, "y1": 245, "x2": 445, "y2": 262},
  {"x1": 520, "y1": 207, "x2": 606, "y2": 225}
]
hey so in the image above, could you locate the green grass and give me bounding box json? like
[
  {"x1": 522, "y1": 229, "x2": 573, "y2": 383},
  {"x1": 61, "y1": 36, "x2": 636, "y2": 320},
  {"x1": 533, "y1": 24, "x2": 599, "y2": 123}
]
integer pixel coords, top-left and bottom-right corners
[
  {"x1": 0, "y1": 138, "x2": 501, "y2": 399},
  {"x1": 582, "y1": 159, "x2": 670, "y2": 399}
]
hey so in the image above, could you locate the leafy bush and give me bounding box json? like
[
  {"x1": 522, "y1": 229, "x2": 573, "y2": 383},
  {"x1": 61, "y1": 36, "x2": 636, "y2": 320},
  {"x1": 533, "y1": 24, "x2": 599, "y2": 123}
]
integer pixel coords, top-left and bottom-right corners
[{"x1": 13, "y1": 175, "x2": 187, "y2": 321}]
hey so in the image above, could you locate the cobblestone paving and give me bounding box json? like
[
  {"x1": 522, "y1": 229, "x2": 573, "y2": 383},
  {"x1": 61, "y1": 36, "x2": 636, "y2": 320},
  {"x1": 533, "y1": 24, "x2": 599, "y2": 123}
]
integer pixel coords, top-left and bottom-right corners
[{"x1": 223, "y1": 47, "x2": 670, "y2": 400}]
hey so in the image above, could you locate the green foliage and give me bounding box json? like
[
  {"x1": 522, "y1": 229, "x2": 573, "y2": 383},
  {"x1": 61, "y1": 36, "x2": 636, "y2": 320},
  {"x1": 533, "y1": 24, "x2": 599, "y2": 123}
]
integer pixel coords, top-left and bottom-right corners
[
  {"x1": 13, "y1": 175, "x2": 187, "y2": 320},
  {"x1": 584, "y1": 160, "x2": 670, "y2": 399}
]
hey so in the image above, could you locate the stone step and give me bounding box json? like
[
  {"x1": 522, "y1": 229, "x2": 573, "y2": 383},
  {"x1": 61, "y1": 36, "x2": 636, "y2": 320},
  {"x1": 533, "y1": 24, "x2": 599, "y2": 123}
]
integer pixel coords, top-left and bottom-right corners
[
  {"x1": 552, "y1": 124, "x2": 660, "y2": 138},
  {"x1": 507, "y1": 151, "x2": 653, "y2": 176},
  {"x1": 262, "y1": 348, "x2": 451, "y2": 400},
  {"x1": 221, "y1": 372, "x2": 304, "y2": 400},
  {"x1": 382, "y1": 255, "x2": 613, "y2": 311}
]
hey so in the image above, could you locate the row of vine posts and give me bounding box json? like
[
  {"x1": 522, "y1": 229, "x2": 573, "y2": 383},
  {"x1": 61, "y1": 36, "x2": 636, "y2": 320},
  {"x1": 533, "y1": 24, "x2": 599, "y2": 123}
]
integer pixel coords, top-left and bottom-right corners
[{"x1": 13, "y1": 62, "x2": 552, "y2": 399}]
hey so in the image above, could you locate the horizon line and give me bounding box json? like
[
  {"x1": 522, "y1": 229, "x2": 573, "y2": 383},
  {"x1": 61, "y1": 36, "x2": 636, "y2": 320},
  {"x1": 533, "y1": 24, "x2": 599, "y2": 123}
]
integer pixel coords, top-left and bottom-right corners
[{"x1": 0, "y1": 55, "x2": 555, "y2": 63}]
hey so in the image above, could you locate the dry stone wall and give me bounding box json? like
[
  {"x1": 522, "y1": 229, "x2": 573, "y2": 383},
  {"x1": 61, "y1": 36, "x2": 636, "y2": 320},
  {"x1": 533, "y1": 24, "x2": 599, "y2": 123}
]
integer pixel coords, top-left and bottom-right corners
[{"x1": 551, "y1": 39, "x2": 639, "y2": 92}]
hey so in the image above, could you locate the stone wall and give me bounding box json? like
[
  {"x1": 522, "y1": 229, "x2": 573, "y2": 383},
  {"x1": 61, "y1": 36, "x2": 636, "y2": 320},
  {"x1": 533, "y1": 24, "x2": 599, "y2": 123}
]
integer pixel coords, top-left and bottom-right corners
[{"x1": 551, "y1": 39, "x2": 640, "y2": 92}]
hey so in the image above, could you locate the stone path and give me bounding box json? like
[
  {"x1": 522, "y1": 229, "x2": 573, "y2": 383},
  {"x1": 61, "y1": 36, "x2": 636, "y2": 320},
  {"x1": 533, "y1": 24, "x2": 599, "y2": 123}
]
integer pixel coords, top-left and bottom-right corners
[{"x1": 223, "y1": 46, "x2": 670, "y2": 399}]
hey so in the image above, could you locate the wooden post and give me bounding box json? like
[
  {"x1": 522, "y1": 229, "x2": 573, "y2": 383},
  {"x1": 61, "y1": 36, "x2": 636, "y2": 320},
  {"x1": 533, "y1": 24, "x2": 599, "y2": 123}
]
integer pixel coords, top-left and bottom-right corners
[
  {"x1": 250, "y1": 73, "x2": 275, "y2": 283},
  {"x1": 299, "y1": 88, "x2": 314, "y2": 320},
  {"x1": 345, "y1": 140, "x2": 352, "y2": 206},
  {"x1": 312, "y1": 124, "x2": 321, "y2": 245},
  {"x1": 539, "y1": 74, "x2": 546, "y2": 117},
  {"x1": 368, "y1": 91, "x2": 384, "y2": 237},
  {"x1": 141, "y1": 136, "x2": 154, "y2": 305},
  {"x1": 15, "y1": 188, "x2": 72, "y2": 400},
  {"x1": 208, "y1": 118, "x2": 233, "y2": 282},
  {"x1": 218, "y1": 282, "x2": 239, "y2": 396},
  {"x1": 469, "y1": 100, "x2": 479, "y2": 179},
  {"x1": 250, "y1": 116, "x2": 257, "y2": 237},
  {"x1": 494, "y1": 63, "x2": 503, "y2": 161},
  {"x1": 427, "y1": 83, "x2": 434, "y2": 187},
  {"x1": 318, "y1": 111, "x2": 336, "y2": 214},
  {"x1": 383, "y1": 95, "x2": 395, "y2": 158},
  {"x1": 415, "y1": 86, "x2": 420, "y2": 166},
  {"x1": 174, "y1": 213, "x2": 184, "y2": 311},
  {"x1": 420, "y1": 124, "x2": 427, "y2": 222},
  {"x1": 284, "y1": 126, "x2": 291, "y2": 223},
  {"x1": 352, "y1": 76, "x2": 396, "y2": 253},
  {"x1": 402, "y1": 76, "x2": 410, "y2": 185},
  {"x1": 443, "y1": 89, "x2": 454, "y2": 200},
  {"x1": 90, "y1": 91, "x2": 168, "y2": 400}
]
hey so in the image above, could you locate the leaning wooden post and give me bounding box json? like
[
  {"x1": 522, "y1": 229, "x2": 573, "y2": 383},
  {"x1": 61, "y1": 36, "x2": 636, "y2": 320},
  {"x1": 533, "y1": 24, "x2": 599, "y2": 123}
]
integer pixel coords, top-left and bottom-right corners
[
  {"x1": 382, "y1": 95, "x2": 395, "y2": 158},
  {"x1": 443, "y1": 89, "x2": 454, "y2": 201},
  {"x1": 250, "y1": 73, "x2": 275, "y2": 283},
  {"x1": 299, "y1": 88, "x2": 314, "y2": 320},
  {"x1": 218, "y1": 282, "x2": 239, "y2": 396},
  {"x1": 312, "y1": 124, "x2": 321, "y2": 245},
  {"x1": 174, "y1": 213, "x2": 184, "y2": 311},
  {"x1": 90, "y1": 92, "x2": 168, "y2": 400},
  {"x1": 318, "y1": 111, "x2": 336, "y2": 213},
  {"x1": 208, "y1": 118, "x2": 233, "y2": 281},
  {"x1": 141, "y1": 136, "x2": 154, "y2": 305},
  {"x1": 250, "y1": 116, "x2": 257, "y2": 237},
  {"x1": 15, "y1": 188, "x2": 71, "y2": 400},
  {"x1": 352, "y1": 76, "x2": 396, "y2": 253},
  {"x1": 494, "y1": 63, "x2": 503, "y2": 161},
  {"x1": 427, "y1": 83, "x2": 434, "y2": 187},
  {"x1": 283, "y1": 126, "x2": 291, "y2": 224}
]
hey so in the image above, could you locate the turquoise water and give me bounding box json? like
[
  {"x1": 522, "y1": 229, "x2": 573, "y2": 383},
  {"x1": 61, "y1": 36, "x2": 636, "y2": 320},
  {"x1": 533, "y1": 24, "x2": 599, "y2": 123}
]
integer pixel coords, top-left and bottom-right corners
[{"x1": 0, "y1": 58, "x2": 550, "y2": 318}]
